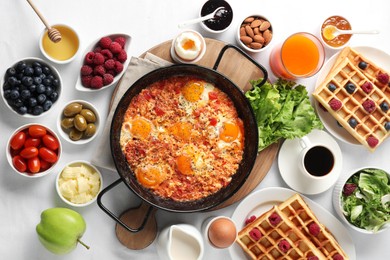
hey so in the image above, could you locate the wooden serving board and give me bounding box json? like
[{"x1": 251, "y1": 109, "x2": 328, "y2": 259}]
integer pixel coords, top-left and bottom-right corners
[{"x1": 112, "y1": 38, "x2": 280, "y2": 210}]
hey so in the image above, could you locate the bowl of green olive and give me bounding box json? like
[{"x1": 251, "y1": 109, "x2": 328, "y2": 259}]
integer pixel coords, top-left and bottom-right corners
[{"x1": 57, "y1": 100, "x2": 100, "y2": 144}]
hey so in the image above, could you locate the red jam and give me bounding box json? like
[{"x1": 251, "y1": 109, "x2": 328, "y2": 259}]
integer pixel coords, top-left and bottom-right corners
[{"x1": 321, "y1": 15, "x2": 352, "y2": 47}]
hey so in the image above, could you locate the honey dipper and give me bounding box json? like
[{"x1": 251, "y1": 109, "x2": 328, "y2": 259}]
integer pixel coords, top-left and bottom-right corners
[{"x1": 26, "y1": 0, "x2": 62, "y2": 43}]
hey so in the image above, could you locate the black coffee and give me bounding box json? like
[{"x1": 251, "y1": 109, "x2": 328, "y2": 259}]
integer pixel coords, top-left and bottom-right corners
[{"x1": 303, "y1": 146, "x2": 334, "y2": 177}]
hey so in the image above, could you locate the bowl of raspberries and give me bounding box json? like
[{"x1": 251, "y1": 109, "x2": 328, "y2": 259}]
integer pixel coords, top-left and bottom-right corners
[{"x1": 76, "y1": 34, "x2": 131, "y2": 91}]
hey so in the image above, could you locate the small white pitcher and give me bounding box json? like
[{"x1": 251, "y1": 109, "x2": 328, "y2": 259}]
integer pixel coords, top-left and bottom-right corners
[{"x1": 156, "y1": 224, "x2": 204, "y2": 260}]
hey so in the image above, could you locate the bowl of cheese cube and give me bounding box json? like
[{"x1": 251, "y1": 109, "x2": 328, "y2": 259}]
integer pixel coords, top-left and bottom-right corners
[{"x1": 56, "y1": 160, "x2": 102, "y2": 207}]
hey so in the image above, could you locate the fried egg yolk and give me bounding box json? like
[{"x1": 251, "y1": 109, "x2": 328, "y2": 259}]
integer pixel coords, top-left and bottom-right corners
[
  {"x1": 131, "y1": 117, "x2": 152, "y2": 139},
  {"x1": 219, "y1": 121, "x2": 240, "y2": 142},
  {"x1": 176, "y1": 155, "x2": 194, "y2": 175},
  {"x1": 181, "y1": 81, "x2": 205, "y2": 102},
  {"x1": 135, "y1": 165, "x2": 167, "y2": 189},
  {"x1": 170, "y1": 121, "x2": 192, "y2": 141}
]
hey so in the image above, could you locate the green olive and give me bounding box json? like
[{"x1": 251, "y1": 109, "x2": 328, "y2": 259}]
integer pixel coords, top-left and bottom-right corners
[
  {"x1": 63, "y1": 102, "x2": 83, "y2": 117},
  {"x1": 84, "y1": 123, "x2": 96, "y2": 137},
  {"x1": 80, "y1": 109, "x2": 96, "y2": 123},
  {"x1": 61, "y1": 117, "x2": 75, "y2": 129},
  {"x1": 74, "y1": 114, "x2": 87, "y2": 131},
  {"x1": 69, "y1": 128, "x2": 83, "y2": 141}
]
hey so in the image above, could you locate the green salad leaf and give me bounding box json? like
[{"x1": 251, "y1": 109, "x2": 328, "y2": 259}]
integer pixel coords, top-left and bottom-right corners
[
  {"x1": 341, "y1": 168, "x2": 390, "y2": 232},
  {"x1": 245, "y1": 78, "x2": 323, "y2": 151}
]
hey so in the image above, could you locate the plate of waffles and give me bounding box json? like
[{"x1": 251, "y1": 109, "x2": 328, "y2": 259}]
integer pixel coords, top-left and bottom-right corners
[
  {"x1": 313, "y1": 46, "x2": 390, "y2": 151},
  {"x1": 229, "y1": 187, "x2": 356, "y2": 260}
]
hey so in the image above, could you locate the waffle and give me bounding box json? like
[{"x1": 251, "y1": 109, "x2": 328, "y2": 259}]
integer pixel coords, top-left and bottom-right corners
[
  {"x1": 278, "y1": 194, "x2": 348, "y2": 259},
  {"x1": 236, "y1": 205, "x2": 326, "y2": 260},
  {"x1": 313, "y1": 51, "x2": 390, "y2": 152}
]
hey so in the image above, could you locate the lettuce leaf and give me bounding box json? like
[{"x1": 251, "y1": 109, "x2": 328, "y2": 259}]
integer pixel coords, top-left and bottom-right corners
[{"x1": 245, "y1": 78, "x2": 323, "y2": 151}]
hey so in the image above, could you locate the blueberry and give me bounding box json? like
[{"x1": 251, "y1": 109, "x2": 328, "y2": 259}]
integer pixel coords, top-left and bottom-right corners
[
  {"x1": 16, "y1": 61, "x2": 27, "y2": 72},
  {"x1": 42, "y1": 78, "x2": 52, "y2": 86},
  {"x1": 28, "y1": 97, "x2": 37, "y2": 107},
  {"x1": 24, "y1": 66, "x2": 34, "y2": 76},
  {"x1": 18, "y1": 106, "x2": 27, "y2": 115},
  {"x1": 46, "y1": 74, "x2": 54, "y2": 81},
  {"x1": 6, "y1": 67, "x2": 16, "y2": 77},
  {"x1": 37, "y1": 94, "x2": 47, "y2": 104},
  {"x1": 45, "y1": 86, "x2": 53, "y2": 96},
  {"x1": 7, "y1": 76, "x2": 19, "y2": 87},
  {"x1": 36, "y1": 84, "x2": 46, "y2": 94},
  {"x1": 20, "y1": 89, "x2": 31, "y2": 100},
  {"x1": 32, "y1": 61, "x2": 42, "y2": 68},
  {"x1": 22, "y1": 76, "x2": 33, "y2": 86},
  {"x1": 358, "y1": 61, "x2": 368, "y2": 70},
  {"x1": 28, "y1": 84, "x2": 37, "y2": 93},
  {"x1": 348, "y1": 118, "x2": 358, "y2": 128},
  {"x1": 34, "y1": 66, "x2": 42, "y2": 76},
  {"x1": 16, "y1": 73, "x2": 24, "y2": 80},
  {"x1": 42, "y1": 66, "x2": 51, "y2": 75},
  {"x1": 345, "y1": 82, "x2": 356, "y2": 94},
  {"x1": 49, "y1": 91, "x2": 59, "y2": 102},
  {"x1": 380, "y1": 101, "x2": 389, "y2": 112},
  {"x1": 328, "y1": 83, "x2": 337, "y2": 92},
  {"x1": 43, "y1": 100, "x2": 53, "y2": 111},
  {"x1": 3, "y1": 82, "x2": 10, "y2": 91},
  {"x1": 32, "y1": 106, "x2": 44, "y2": 115},
  {"x1": 33, "y1": 77, "x2": 42, "y2": 85},
  {"x1": 3, "y1": 89, "x2": 11, "y2": 99},
  {"x1": 10, "y1": 89, "x2": 19, "y2": 100},
  {"x1": 39, "y1": 73, "x2": 46, "y2": 80},
  {"x1": 385, "y1": 122, "x2": 390, "y2": 131},
  {"x1": 13, "y1": 98, "x2": 23, "y2": 108},
  {"x1": 52, "y1": 79, "x2": 59, "y2": 87}
]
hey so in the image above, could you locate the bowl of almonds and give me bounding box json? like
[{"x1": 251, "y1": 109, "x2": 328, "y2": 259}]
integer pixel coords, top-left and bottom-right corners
[{"x1": 237, "y1": 15, "x2": 273, "y2": 53}]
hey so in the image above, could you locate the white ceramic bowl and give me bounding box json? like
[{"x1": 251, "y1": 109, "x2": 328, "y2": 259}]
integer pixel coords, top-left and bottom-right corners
[
  {"x1": 333, "y1": 167, "x2": 390, "y2": 234},
  {"x1": 57, "y1": 99, "x2": 100, "y2": 145},
  {"x1": 39, "y1": 24, "x2": 80, "y2": 64},
  {"x1": 319, "y1": 15, "x2": 352, "y2": 51},
  {"x1": 1, "y1": 57, "x2": 62, "y2": 118},
  {"x1": 6, "y1": 123, "x2": 62, "y2": 178},
  {"x1": 75, "y1": 33, "x2": 131, "y2": 92},
  {"x1": 236, "y1": 14, "x2": 273, "y2": 53},
  {"x1": 199, "y1": 0, "x2": 233, "y2": 34},
  {"x1": 56, "y1": 160, "x2": 103, "y2": 207}
]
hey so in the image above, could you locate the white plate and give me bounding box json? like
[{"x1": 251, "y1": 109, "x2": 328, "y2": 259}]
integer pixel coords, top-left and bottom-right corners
[
  {"x1": 314, "y1": 46, "x2": 390, "y2": 145},
  {"x1": 278, "y1": 129, "x2": 342, "y2": 195},
  {"x1": 228, "y1": 187, "x2": 356, "y2": 260},
  {"x1": 75, "y1": 33, "x2": 131, "y2": 92}
]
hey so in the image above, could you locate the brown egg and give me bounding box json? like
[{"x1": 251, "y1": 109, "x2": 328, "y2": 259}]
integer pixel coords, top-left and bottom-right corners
[{"x1": 208, "y1": 217, "x2": 237, "y2": 248}]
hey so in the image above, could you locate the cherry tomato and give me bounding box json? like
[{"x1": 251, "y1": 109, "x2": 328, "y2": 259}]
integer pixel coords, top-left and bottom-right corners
[
  {"x1": 24, "y1": 137, "x2": 41, "y2": 148},
  {"x1": 12, "y1": 155, "x2": 27, "y2": 172},
  {"x1": 40, "y1": 159, "x2": 52, "y2": 171},
  {"x1": 208, "y1": 91, "x2": 218, "y2": 100},
  {"x1": 20, "y1": 146, "x2": 39, "y2": 159},
  {"x1": 42, "y1": 134, "x2": 59, "y2": 151},
  {"x1": 28, "y1": 125, "x2": 47, "y2": 138},
  {"x1": 39, "y1": 147, "x2": 58, "y2": 163},
  {"x1": 10, "y1": 131, "x2": 26, "y2": 150},
  {"x1": 154, "y1": 107, "x2": 165, "y2": 116},
  {"x1": 209, "y1": 117, "x2": 218, "y2": 126},
  {"x1": 28, "y1": 157, "x2": 41, "y2": 173}
]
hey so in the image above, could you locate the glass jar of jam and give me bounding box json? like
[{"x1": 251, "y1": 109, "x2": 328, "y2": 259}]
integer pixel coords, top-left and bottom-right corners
[{"x1": 321, "y1": 15, "x2": 352, "y2": 48}]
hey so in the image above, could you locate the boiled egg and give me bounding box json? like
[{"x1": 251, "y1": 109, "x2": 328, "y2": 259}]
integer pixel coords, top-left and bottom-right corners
[
  {"x1": 174, "y1": 31, "x2": 203, "y2": 61},
  {"x1": 207, "y1": 217, "x2": 237, "y2": 248}
]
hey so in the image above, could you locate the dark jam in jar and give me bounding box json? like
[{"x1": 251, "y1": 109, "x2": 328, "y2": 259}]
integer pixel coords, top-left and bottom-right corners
[
  {"x1": 201, "y1": 0, "x2": 233, "y2": 31},
  {"x1": 321, "y1": 15, "x2": 352, "y2": 47}
]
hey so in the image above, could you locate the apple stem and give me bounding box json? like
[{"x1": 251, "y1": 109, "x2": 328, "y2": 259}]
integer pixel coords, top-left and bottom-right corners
[{"x1": 77, "y1": 239, "x2": 90, "y2": 250}]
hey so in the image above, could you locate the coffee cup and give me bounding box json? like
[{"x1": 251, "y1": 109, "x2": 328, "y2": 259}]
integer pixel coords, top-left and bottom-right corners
[{"x1": 298, "y1": 136, "x2": 336, "y2": 179}]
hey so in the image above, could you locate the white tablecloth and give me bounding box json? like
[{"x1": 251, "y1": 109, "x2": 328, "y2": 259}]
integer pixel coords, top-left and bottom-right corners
[{"x1": 1, "y1": 0, "x2": 389, "y2": 259}]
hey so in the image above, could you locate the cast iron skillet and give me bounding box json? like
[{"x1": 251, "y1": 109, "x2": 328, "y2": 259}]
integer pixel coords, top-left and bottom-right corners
[{"x1": 98, "y1": 44, "x2": 267, "y2": 232}]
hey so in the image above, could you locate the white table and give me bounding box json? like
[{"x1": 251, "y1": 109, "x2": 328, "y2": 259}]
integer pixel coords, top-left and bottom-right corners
[{"x1": 1, "y1": 0, "x2": 389, "y2": 259}]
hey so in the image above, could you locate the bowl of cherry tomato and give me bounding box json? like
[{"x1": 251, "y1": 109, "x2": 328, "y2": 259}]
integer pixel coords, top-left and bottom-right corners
[{"x1": 6, "y1": 123, "x2": 62, "y2": 178}]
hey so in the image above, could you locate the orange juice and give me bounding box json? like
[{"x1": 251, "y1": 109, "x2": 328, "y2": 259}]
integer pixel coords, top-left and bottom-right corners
[{"x1": 269, "y1": 33, "x2": 324, "y2": 79}]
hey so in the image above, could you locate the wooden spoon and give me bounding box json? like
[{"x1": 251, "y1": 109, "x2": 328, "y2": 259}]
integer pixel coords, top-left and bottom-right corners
[{"x1": 26, "y1": 0, "x2": 61, "y2": 43}]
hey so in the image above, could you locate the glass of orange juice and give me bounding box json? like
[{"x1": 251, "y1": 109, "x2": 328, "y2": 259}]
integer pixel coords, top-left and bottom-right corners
[{"x1": 269, "y1": 32, "x2": 325, "y2": 79}]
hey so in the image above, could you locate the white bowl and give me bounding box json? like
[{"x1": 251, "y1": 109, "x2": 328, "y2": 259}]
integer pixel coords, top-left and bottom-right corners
[
  {"x1": 236, "y1": 14, "x2": 273, "y2": 53},
  {"x1": 56, "y1": 160, "x2": 103, "y2": 207},
  {"x1": 57, "y1": 99, "x2": 100, "y2": 145},
  {"x1": 1, "y1": 57, "x2": 62, "y2": 118},
  {"x1": 39, "y1": 24, "x2": 80, "y2": 64},
  {"x1": 6, "y1": 123, "x2": 62, "y2": 178},
  {"x1": 199, "y1": 0, "x2": 233, "y2": 34},
  {"x1": 333, "y1": 166, "x2": 390, "y2": 234},
  {"x1": 75, "y1": 33, "x2": 131, "y2": 92}
]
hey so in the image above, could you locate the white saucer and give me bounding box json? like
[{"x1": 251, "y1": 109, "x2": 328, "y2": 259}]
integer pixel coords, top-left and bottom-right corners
[{"x1": 278, "y1": 129, "x2": 342, "y2": 195}]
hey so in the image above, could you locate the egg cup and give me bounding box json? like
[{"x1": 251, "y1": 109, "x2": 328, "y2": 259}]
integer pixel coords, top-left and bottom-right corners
[{"x1": 170, "y1": 30, "x2": 206, "y2": 64}]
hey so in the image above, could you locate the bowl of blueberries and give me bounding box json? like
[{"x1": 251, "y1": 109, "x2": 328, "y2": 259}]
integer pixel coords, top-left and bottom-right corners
[{"x1": 1, "y1": 57, "x2": 61, "y2": 117}]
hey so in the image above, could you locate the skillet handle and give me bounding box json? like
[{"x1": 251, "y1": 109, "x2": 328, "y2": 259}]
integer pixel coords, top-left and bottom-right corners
[
  {"x1": 212, "y1": 44, "x2": 268, "y2": 88},
  {"x1": 97, "y1": 178, "x2": 154, "y2": 233}
]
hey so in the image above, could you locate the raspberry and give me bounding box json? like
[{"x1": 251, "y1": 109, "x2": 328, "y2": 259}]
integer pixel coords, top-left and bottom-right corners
[
  {"x1": 361, "y1": 82, "x2": 373, "y2": 94},
  {"x1": 94, "y1": 65, "x2": 106, "y2": 76},
  {"x1": 101, "y1": 49, "x2": 113, "y2": 60},
  {"x1": 278, "y1": 239, "x2": 291, "y2": 253},
  {"x1": 93, "y1": 46, "x2": 102, "y2": 53},
  {"x1": 106, "y1": 69, "x2": 116, "y2": 77},
  {"x1": 81, "y1": 75, "x2": 92, "y2": 87},
  {"x1": 269, "y1": 213, "x2": 281, "y2": 226},
  {"x1": 99, "y1": 36, "x2": 112, "y2": 49},
  {"x1": 333, "y1": 254, "x2": 344, "y2": 260},
  {"x1": 249, "y1": 228, "x2": 262, "y2": 241},
  {"x1": 90, "y1": 76, "x2": 103, "y2": 89},
  {"x1": 84, "y1": 52, "x2": 95, "y2": 65},
  {"x1": 114, "y1": 61, "x2": 124, "y2": 73},
  {"x1": 343, "y1": 183, "x2": 357, "y2": 196},
  {"x1": 367, "y1": 136, "x2": 379, "y2": 148},
  {"x1": 377, "y1": 73, "x2": 389, "y2": 84},
  {"x1": 308, "y1": 223, "x2": 320, "y2": 236},
  {"x1": 109, "y1": 42, "x2": 122, "y2": 54},
  {"x1": 245, "y1": 215, "x2": 256, "y2": 225},
  {"x1": 104, "y1": 59, "x2": 116, "y2": 70},
  {"x1": 80, "y1": 65, "x2": 93, "y2": 76},
  {"x1": 308, "y1": 257, "x2": 319, "y2": 260},
  {"x1": 103, "y1": 73, "x2": 114, "y2": 85},
  {"x1": 328, "y1": 98, "x2": 342, "y2": 111},
  {"x1": 93, "y1": 53, "x2": 105, "y2": 65},
  {"x1": 114, "y1": 36, "x2": 126, "y2": 47},
  {"x1": 117, "y1": 49, "x2": 127, "y2": 63},
  {"x1": 362, "y1": 99, "x2": 376, "y2": 113}
]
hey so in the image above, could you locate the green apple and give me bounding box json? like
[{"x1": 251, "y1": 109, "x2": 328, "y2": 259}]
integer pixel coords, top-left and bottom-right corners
[{"x1": 36, "y1": 207, "x2": 89, "y2": 254}]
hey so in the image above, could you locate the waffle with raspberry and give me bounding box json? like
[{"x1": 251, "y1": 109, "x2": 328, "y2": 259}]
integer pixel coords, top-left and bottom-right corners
[{"x1": 313, "y1": 57, "x2": 390, "y2": 152}]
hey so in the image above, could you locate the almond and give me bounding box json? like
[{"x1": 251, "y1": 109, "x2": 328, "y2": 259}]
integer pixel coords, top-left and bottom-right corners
[
  {"x1": 253, "y1": 27, "x2": 260, "y2": 35},
  {"x1": 244, "y1": 17, "x2": 255, "y2": 23},
  {"x1": 250, "y1": 19, "x2": 262, "y2": 28},
  {"x1": 250, "y1": 42, "x2": 263, "y2": 49},
  {"x1": 245, "y1": 25, "x2": 254, "y2": 38},
  {"x1": 240, "y1": 27, "x2": 246, "y2": 36},
  {"x1": 259, "y1": 21, "x2": 271, "y2": 31},
  {"x1": 240, "y1": 36, "x2": 253, "y2": 45},
  {"x1": 263, "y1": 29, "x2": 273, "y2": 44},
  {"x1": 253, "y1": 34, "x2": 265, "y2": 44}
]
